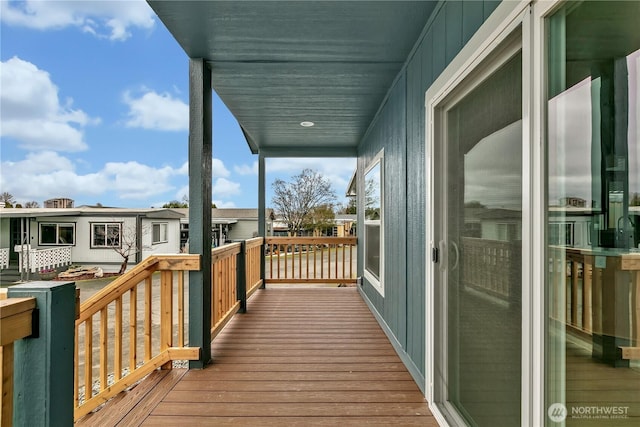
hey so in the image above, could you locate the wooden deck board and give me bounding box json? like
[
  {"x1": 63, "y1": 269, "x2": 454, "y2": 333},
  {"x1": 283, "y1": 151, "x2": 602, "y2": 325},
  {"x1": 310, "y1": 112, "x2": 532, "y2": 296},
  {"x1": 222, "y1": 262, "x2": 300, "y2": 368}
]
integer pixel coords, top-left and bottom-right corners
[
  {"x1": 142, "y1": 416, "x2": 440, "y2": 426},
  {"x1": 76, "y1": 369, "x2": 187, "y2": 427},
  {"x1": 78, "y1": 288, "x2": 434, "y2": 426}
]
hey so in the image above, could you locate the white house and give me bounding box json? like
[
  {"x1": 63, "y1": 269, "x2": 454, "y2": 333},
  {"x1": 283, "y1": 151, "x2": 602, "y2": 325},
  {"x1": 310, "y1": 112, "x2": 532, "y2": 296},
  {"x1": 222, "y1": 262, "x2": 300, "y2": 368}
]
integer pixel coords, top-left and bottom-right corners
[{"x1": 0, "y1": 207, "x2": 183, "y2": 276}]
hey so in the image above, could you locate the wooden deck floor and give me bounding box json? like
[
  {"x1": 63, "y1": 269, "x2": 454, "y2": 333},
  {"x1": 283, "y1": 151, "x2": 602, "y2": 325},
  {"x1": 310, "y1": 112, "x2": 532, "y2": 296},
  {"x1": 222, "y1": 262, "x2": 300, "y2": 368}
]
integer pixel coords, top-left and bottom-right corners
[{"x1": 77, "y1": 287, "x2": 436, "y2": 426}]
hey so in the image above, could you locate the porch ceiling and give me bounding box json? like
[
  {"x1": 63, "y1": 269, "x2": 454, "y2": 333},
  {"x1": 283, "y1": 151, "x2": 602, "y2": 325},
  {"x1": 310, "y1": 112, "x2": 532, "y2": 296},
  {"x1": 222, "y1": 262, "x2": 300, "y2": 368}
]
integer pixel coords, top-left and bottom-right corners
[{"x1": 147, "y1": 1, "x2": 437, "y2": 156}]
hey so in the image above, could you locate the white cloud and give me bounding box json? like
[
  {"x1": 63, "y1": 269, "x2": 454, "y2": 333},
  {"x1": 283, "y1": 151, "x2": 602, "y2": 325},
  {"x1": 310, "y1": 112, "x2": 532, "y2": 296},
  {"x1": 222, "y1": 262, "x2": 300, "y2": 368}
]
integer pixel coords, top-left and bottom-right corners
[
  {"x1": 175, "y1": 178, "x2": 240, "y2": 208},
  {"x1": 102, "y1": 161, "x2": 176, "y2": 199},
  {"x1": 234, "y1": 161, "x2": 258, "y2": 176},
  {"x1": 0, "y1": 152, "x2": 187, "y2": 203},
  {"x1": 176, "y1": 162, "x2": 189, "y2": 175},
  {"x1": 0, "y1": 0, "x2": 155, "y2": 41},
  {"x1": 213, "y1": 158, "x2": 230, "y2": 178},
  {"x1": 123, "y1": 89, "x2": 188, "y2": 131},
  {"x1": 0, "y1": 152, "x2": 108, "y2": 201},
  {"x1": 175, "y1": 185, "x2": 189, "y2": 202},
  {"x1": 174, "y1": 159, "x2": 230, "y2": 178},
  {"x1": 213, "y1": 200, "x2": 237, "y2": 209},
  {"x1": 0, "y1": 57, "x2": 97, "y2": 152},
  {"x1": 213, "y1": 178, "x2": 241, "y2": 198}
]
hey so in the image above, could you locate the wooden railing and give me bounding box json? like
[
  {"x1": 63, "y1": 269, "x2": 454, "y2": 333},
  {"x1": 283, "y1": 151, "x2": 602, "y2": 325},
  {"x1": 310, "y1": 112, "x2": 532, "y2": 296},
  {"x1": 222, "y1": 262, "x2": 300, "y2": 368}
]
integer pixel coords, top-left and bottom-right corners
[
  {"x1": 245, "y1": 237, "x2": 264, "y2": 297},
  {"x1": 549, "y1": 247, "x2": 600, "y2": 337},
  {"x1": 74, "y1": 254, "x2": 200, "y2": 420},
  {"x1": 550, "y1": 247, "x2": 640, "y2": 360},
  {"x1": 0, "y1": 292, "x2": 36, "y2": 426},
  {"x1": 211, "y1": 243, "x2": 241, "y2": 339},
  {"x1": 264, "y1": 237, "x2": 357, "y2": 284},
  {"x1": 461, "y1": 237, "x2": 521, "y2": 302},
  {"x1": 210, "y1": 238, "x2": 265, "y2": 340}
]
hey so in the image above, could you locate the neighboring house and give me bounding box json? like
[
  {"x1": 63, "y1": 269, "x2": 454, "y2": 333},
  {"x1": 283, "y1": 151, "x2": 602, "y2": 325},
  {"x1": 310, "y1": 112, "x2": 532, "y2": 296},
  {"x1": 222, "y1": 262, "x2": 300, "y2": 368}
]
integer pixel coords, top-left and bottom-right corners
[
  {"x1": 174, "y1": 208, "x2": 274, "y2": 248},
  {"x1": 333, "y1": 214, "x2": 356, "y2": 237},
  {"x1": 0, "y1": 207, "x2": 183, "y2": 274},
  {"x1": 44, "y1": 198, "x2": 75, "y2": 208},
  {"x1": 267, "y1": 213, "x2": 355, "y2": 237},
  {"x1": 149, "y1": 1, "x2": 640, "y2": 425}
]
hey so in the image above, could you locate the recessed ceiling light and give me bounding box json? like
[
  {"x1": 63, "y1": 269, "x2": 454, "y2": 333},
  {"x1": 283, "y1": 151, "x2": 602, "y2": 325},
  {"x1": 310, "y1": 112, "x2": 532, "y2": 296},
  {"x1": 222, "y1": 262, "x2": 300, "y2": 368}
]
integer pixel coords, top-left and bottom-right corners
[{"x1": 300, "y1": 121, "x2": 315, "y2": 127}]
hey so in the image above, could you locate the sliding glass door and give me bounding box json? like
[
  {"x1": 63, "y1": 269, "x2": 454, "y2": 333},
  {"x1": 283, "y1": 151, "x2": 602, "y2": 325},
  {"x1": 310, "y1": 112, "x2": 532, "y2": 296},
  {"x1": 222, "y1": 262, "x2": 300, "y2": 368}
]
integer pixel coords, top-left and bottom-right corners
[
  {"x1": 433, "y1": 33, "x2": 523, "y2": 426},
  {"x1": 545, "y1": 2, "x2": 640, "y2": 425}
]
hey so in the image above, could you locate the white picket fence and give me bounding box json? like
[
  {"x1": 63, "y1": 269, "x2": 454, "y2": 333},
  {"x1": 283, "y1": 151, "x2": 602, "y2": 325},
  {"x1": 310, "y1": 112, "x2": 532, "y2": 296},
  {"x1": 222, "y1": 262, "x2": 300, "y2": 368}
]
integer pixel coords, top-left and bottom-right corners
[
  {"x1": 0, "y1": 248, "x2": 9, "y2": 269},
  {"x1": 14, "y1": 245, "x2": 73, "y2": 273}
]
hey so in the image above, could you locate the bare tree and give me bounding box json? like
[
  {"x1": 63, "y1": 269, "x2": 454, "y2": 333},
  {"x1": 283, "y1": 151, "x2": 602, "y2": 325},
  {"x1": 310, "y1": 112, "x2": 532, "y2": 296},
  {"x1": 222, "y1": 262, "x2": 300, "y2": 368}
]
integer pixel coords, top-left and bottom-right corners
[
  {"x1": 24, "y1": 201, "x2": 40, "y2": 208},
  {"x1": 271, "y1": 169, "x2": 337, "y2": 236},
  {"x1": 0, "y1": 192, "x2": 15, "y2": 207},
  {"x1": 103, "y1": 222, "x2": 146, "y2": 274}
]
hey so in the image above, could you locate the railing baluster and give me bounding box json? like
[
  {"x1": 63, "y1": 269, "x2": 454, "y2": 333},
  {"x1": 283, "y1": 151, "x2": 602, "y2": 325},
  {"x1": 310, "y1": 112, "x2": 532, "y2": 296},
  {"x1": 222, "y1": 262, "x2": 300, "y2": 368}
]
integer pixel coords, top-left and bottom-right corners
[
  {"x1": 84, "y1": 319, "x2": 92, "y2": 401},
  {"x1": 178, "y1": 271, "x2": 185, "y2": 347},
  {"x1": 342, "y1": 244, "x2": 346, "y2": 279},
  {"x1": 313, "y1": 243, "x2": 317, "y2": 279},
  {"x1": 333, "y1": 243, "x2": 338, "y2": 279},
  {"x1": 114, "y1": 296, "x2": 122, "y2": 381},
  {"x1": 129, "y1": 287, "x2": 137, "y2": 371},
  {"x1": 298, "y1": 244, "x2": 302, "y2": 279},
  {"x1": 306, "y1": 244, "x2": 310, "y2": 279},
  {"x1": 74, "y1": 325, "x2": 79, "y2": 407},
  {"x1": 571, "y1": 260, "x2": 579, "y2": 327},
  {"x1": 349, "y1": 244, "x2": 353, "y2": 278},
  {"x1": 160, "y1": 271, "x2": 173, "y2": 369},
  {"x1": 277, "y1": 243, "x2": 281, "y2": 278},
  {"x1": 144, "y1": 276, "x2": 152, "y2": 362},
  {"x1": 99, "y1": 307, "x2": 108, "y2": 391},
  {"x1": 583, "y1": 260, "x2": 592, "y2": 332}
]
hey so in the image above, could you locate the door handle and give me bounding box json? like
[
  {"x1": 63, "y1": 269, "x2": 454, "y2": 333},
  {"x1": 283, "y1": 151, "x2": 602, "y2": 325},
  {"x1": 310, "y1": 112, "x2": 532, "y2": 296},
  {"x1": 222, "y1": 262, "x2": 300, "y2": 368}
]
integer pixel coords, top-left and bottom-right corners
[{"x1": 450, "y1": 240, "x2": 460, "y2": 271}]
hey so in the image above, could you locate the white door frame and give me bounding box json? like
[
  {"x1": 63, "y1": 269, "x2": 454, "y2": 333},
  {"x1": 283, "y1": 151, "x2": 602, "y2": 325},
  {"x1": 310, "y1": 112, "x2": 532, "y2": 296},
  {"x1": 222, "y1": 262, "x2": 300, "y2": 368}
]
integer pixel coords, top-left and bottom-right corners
[{"x1": 423, "y1": 1, "x2": 550, "y2": 425}]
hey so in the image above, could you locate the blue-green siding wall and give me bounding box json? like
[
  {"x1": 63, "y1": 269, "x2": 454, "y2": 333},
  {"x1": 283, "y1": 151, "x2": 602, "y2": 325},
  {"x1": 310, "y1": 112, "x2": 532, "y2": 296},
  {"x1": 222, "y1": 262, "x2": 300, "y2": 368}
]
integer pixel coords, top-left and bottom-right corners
[{"x1": 358, "y1": 0, "x2": 499, "y2": 389}]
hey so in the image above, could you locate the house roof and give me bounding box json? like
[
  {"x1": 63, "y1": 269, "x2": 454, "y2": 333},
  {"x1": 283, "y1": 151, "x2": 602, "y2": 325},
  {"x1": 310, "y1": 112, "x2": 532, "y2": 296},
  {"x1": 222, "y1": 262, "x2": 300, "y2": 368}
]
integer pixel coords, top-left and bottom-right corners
[
  {"x1": 346, "y1": 170, "x2": 357, "y2": 197},
  {"x1": 171, "y1": 208, "x2": 273, "y2": 224},
  {"x1": 0, "y1": 207, "x2": 184, "y2": 219},
  {"x1": 147, "y1": 1, "x2": 438, "y2": 157}
]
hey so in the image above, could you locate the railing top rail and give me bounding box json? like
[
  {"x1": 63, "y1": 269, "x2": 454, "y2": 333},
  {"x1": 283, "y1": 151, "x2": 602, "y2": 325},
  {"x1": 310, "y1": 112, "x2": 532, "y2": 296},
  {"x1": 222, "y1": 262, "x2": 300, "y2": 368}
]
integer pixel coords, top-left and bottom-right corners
[
  {"x1": 0, "y1": 297, "x2": 36, "y2": 346},
  {"x1": 211, "y1": 242, "x2": 242, "y2": 262},
  {"x1": 265, "y1": 236, "x2": 356, "y2": 244},
  {"x1": 0, "y1": 297, "x2": 36, "y2": 320},
  {"x1": 78, "y1": 254, "x2": 200, "y2": 322},
  {"x1": 245, "y1": 237, "x2": 264, "y2": 249}
]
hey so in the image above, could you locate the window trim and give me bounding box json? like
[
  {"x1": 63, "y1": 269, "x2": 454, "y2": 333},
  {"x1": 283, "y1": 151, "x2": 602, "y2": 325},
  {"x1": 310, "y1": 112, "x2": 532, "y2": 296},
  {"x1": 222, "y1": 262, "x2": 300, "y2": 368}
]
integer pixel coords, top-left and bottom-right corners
[
  {"x1": 152, "y1": 222, "x2": 169, "y2": 245},
  {"x1": 90, "y1": 222, "x2": 123, "y2": 249},
  {"x1": 363, "y1": 148, "x2": 384, "y2": 297},
  {"x1": 38, "y1": 222, "x2": 76, "y2": 246}
]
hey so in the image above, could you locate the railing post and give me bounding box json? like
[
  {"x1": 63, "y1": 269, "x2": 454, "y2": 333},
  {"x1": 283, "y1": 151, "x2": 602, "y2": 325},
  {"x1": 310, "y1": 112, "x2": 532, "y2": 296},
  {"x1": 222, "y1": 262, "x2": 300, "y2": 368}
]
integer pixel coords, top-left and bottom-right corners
[
  {"x1": 237, "y1": 240, "x2": 247, "y2": 313},
  {"x1": 8, "y1": 281, "x2": 76, "y2": 427}
]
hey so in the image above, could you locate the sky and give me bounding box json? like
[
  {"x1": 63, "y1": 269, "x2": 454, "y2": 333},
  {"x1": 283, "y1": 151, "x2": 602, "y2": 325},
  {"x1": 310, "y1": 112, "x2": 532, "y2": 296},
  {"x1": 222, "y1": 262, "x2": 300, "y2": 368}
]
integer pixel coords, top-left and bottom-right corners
[{"x1": 0, "y1": 0, "x2": 356, "y2": 209}]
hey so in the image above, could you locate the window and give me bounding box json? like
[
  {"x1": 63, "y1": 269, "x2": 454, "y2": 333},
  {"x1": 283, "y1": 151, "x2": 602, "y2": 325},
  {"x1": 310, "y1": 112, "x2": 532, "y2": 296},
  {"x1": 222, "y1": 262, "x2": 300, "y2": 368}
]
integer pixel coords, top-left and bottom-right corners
[
  {"x1": 364, "y1": 150, "x2": 383, "y2": 295},
  {"x1": 39, "y1": 223, "x2": 75, "y2": 245},
  {"x1": 91, "y1": 223, "x2": 122, "y2": 248},
  {"x1": 152, "y1": 222, "x2": 168, "y2": 244},
  {"x1": 545, "y1": 1, "x2": 640, "y2": 423}
]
